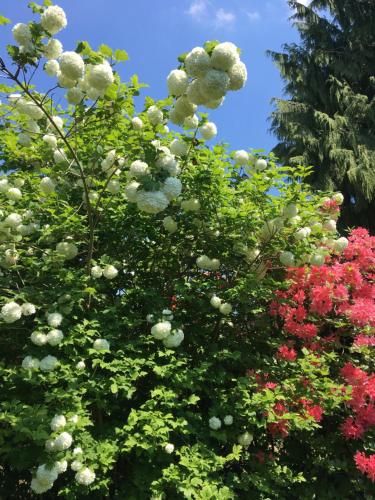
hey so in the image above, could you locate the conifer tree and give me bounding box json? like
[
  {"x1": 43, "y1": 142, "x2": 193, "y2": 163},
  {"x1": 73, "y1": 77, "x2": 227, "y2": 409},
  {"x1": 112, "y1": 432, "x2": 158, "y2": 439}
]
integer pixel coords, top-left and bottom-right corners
[{"x1": 269, "y1": 0, "x2": 375, "y2": 232}]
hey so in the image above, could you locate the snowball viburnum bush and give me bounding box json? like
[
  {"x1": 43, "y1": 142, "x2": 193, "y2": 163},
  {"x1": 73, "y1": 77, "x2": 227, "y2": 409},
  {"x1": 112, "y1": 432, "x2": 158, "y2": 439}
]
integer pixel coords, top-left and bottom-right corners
[{"x1": 0, "y1": 3, "x2": 373, "y2": 499}]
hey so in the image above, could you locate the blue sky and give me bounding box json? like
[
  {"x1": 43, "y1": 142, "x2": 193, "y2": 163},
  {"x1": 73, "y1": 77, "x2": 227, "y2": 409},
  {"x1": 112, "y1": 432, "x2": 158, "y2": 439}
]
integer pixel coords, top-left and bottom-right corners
[{"x1": 0, "y1": 0, "x2": 307, "y2": 153}]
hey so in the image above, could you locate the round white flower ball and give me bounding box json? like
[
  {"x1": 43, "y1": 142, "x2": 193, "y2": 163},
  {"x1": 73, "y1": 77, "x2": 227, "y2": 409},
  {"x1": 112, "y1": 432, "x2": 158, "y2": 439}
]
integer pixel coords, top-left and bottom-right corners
[
  {"x1": 234, "y1": 150, "x2": 249, "y2": 165},
  {"x1": 186, "y1": 79, "x2": 207, "y2": 105},
  {"x1": 136, "y1": 191, "x2": 169, "y2": 214},
  {"x1": 156, "y1": 154, "x2": 180, "y2": 176},
  {"x1": 185, "y1": 47, "x2": 210, "y2": 78},
  {"x1": 228, "y1": 61, "x2": 247, "y2": 91},
  {"x1": 70, "y1": 415, "x2": 79, "y2": 425},
  {"x1": 210, "y1": 295, "x2": 222, "y2": 309},
  {"x1": 200, "y1": 69, "x2": 230, "y2": 101},
  {"x1": 125, "y1": 181, "x2": 140, "y2": 202},
  {"x1": 47, "y1": 329, "x2": 64, "y2": 346},
  {"x1": 75, "y1": 467, "x2": 95, "y2": 486},
  {"x1": 54, "y1": 431, "x2": 73, "y2": 451},
  {"x1": 167, "y1": 69, "x2": 189, "y2": 96},
  {"x1": 147, "y1": 105, "x2": 164, "y2": 126},
  {"x1": 40, "y1": 176, "x2": 56, "y2": 195},
  {"x1": 164, "y1": 443, "x2": 174, "y2": 454},
  {"x1": 131, "y1": 117, "x2": 143, "y2": 130},
  {"x1": 53, "y1": 148, "x2": 68, "y2": 164},
  {"x1": 6, "y1": 187, "x2": 22, "y2": 201},
  {"x1": 0, "y1": 178, "x2": 9, "y2": 192},
  {"x1": 170, "y1": 139, "x2": 189, "y2": 157},
  {"x1": 219, "y1": 302, "x2": 232, "y2": 315},
  {"x1": 163, "y1": 216, "x2": 178, "y2": 233},
  {"x1": 36, "y1": 464, "x2": 58, "y2": 486},
  {"x1": 73, "y1": 446, "x2": 83, "y2": 455},
  {"x1": 238, "y1": 431, "x2": 253, "y2": 447},
  {"x1": 181, "y1": 198, "x2": 201, "y2": 212},
  {"x1": 31, "y1": 331, "x2": 48, "y2": 346},
  {"x1": 44, "y1": 38, "x2": 63, "y2": 59},
  {"x1": 200, "y1": 122, "x2": 217, "y2": 141},
  {"x1": 87, "y1": 62, "x2": 114, "y2": 90},
  {"x1": 333, "y1": 237, "x2": 349, "y2": 253},
  {"x1": 71, "y1": 460, "x2": 83, "y2": 472},
  {"x1": 163, "y1": 329, "x2": 184, "y2": 348},
  {"x1": 50, "y1": 414, "x2": 66, "y2": 431},
  {"x1": 283, "y1": 203, "x2": 298, "y2": 218},
  {"x1": 41, "y1": 5, "x2": 68, "y2": 35},
  {"x1": 280, "y1": 251, "x2": 295, "y2": 267},
  {"x1": 130, "y1": 160, "x2": 149, "y2": 178},
  {"x1": 204, "y1": 97, "x2": 225, "y2": 109},
  {"x1": 323, "y1": 219, "x2": 337, "y2": 232},
  {"x1": 39, "y1": 355, "x2": 59, "y2": 372},
  {"x1": 43, "y1": 133, "x2": 58, "y2": 149},
  {"x1": 66, "y1": 87, "x2": 84, "y2": 105},
  {"x1": 209, "y1": 417, "x2": 222, "y2": 430},
  {"x1": 21, "y1": 302, "x2": 36, "y2": 316},
  {"x1": 47, "y1": 312, "x2": 63, "y2": 328},
  {"x1": 332, "y1": 192, "x2": 344, "y2": 205},
  {"x1": 76, "y1": 360, "x2": 86, "y2": 370},
  {"x1": 151, "y1": 321, "x2": 171, "y2": 340},
  {"x1": 55, "y1": 459, "x2": 68, "y2": 473},
  {"x1": 294, "y1": 228, "x2": 309, "y2": 241},
  {"x1": 103, "y1": 264, "x2": 118, "y2": 280},
  {"x1": 56, "y1": 241, "x2": 78, "y2": 260},
  {"x1": 162, "y1": 177, "x2": 182, "y2": 201},
  {"x1": 58, "y1": 71, "x2": 76, "y2": 89},
  {"x1": 210, "y1": 42, "x2": 239, "y2": 71},
  {"x1": 45, "y1": 59, "x2": 60, "y2": 77},
  {"x1": 107, "y1": 179, "x2": 120, "y2": 194},
  {"x1": 93, "y1": 338, "x2": 110, "y2": 351},
  {"x1": 184, "y1": 114, "x2": 199, "y2": 129},
  {"x1": 224, "y1": 415, "x2": 233, "y2": 426},
  {"x1": 22, "y1": 356, "x2": 40, "y2": 370},
  {"x1": 174, "y1": 96, "x2": 197, "y2": 118},
  {"x1": 91, "y1": 265, "x2": 103, "y2": 278},
  {"x1": 30, "y1": 478, "x2": 53, "y2": 494},
  {"x1": 4, "y1": 213, "x2": 22, "y2": 227},
  {"x1": 1, "y1": 302, "x2": 22, "y2": 323},
  {"x1": 310, "y1": 253, "x2": 325, "y2": 267},
  {"x1": 255, "y1": 158, "x2": 268, "y2": 171},
  {"x1": 12, "y1": 23, "x2": 32, "y2": 45}
]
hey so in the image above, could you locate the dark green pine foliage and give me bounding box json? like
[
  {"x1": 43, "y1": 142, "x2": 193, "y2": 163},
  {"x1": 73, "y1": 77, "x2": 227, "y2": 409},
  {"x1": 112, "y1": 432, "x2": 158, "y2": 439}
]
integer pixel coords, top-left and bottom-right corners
[{"x1": 269, "y1": 0, "x2": 375, "y2": 232}]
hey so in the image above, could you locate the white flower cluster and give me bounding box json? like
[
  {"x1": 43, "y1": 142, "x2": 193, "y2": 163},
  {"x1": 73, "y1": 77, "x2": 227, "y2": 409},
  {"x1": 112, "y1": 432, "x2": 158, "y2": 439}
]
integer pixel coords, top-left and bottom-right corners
[
  {"x1": 91, "y1": 264, "x2": 118, "y2": 279},
  {"x1": 196, "y1": 255, "x2": 220, "y2": 271},
  {"x1": 150, "y1": 310, "x2": 184, "y2": 348},
  {"x1": 167, "y1": 42, "x2": 247, "y2": 126},
  {"x1": 125, "y1": 144, "x2": 183, "y2": 215},
  {"x1": 93, "y1": 338, "x2": 110, "y2": 351},
  {"x1": 210, "y1": 296, "x2": 232, "y2": 315},
  {"x1": 1, "y1": 301, "x2": 36, "y2": 323},
  {"x1": 209, "y1": 414, "x2": 233, "y2": 430},
  {"x1": 56, "y1": 241, "x2": 78, "y2": 260}
]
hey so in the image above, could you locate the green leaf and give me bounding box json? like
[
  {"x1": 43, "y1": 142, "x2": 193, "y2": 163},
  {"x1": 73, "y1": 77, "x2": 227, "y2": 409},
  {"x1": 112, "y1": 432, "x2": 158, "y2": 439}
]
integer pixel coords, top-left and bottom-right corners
[
  {"x1": 99, "y1": 44, "x2": 113, "y2": 57},
  {"x1": 0, "y1": 15, "x2": 10, "y2": 25},
  {"x1": 114, "y1": 49, "x2": 129, "y2": 62}
]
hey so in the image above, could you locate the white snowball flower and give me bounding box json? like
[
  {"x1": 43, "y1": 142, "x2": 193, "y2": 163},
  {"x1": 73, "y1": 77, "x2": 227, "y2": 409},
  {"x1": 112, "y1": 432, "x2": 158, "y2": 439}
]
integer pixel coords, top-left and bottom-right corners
[
  {"x1": 6, "y1": 187, "x2": 22, "y2": 201},
  {"x1": 55, "y1": 459, "x2": 68, "y2": 473},
  {"x1": 170, "y1": 139, "x2": 189, "y2": 157},
  {"x1": 280, "y1": 251, "x2": 295, "y2": 267},
  {"x1": 164, "y1": 443, "x2": 174, "y2": 454},
  {"x1": 255, "y1": 158, "x2": 268, "y2": 171},
  {"x1": 136, "y1": 191, "x2": 169, "y2": 214},
  {"x1": 47, "y1": 312, "x2": 63, "y2": 328},
  {"x1": 12, "y1": 23, "x2": 32, "y2": 45},
  {"x1": 70, "y1": 415, "x2": 79, "y2": 425},
  {"x1": 204, "y1": 97, "x2": 225, "y2": 109},
  {"x1": 36, "y1": 464, "x2": 59, "y2": 486},
  {"x1": 59, "y1": 51, "x2": 85, "y2": 80},
  {"x1": 228, "y1": 61, "x2": 247, "y2": 91},
  {"x1": 87, "y1": 62, "x2": 114, "y2": 90},
  {"x1": 107, "y1": 179, "x2": 120, "y2": 194},
  {"x1": 73, "y1": 446, "x2": 83, "y2": 455},
  {"x1": 174, "y1": 96, "x2": 197, "y2": 118},
  {"x1": 156, "y1": 154, "x2": 180, "y2": 176},
  {"x1": 31, "y1": 331, "x2": 48, "y2": 346},
  {"x1": 167, "y1": 69, "x2": 189, "y2": 96},
  {"x1": 163, "y1": 329, "x2": 184, "y2": 348},
  {"x1": 40, "y1": 177, "x2": 56, "y2": 195},
  {"x1": 185, "y1": 47, "x2": 210, "y2": 77},
  {"x1": 53, "y1": 148, "x2": 68, "y2": 164},
  {"x1": 16, "y1": 99, "x2": 44, "y2": 119},
  {"x1": 47, "y1": 329, "x2": 64, "y2": 346},
  {"x1": 45, "y1": 439, "x2": 56, "y2": 452},
  {"x1": 146, "y1": 314, "x2": 154, "y2": 323},
  {"x1": 8, "y1": 93, "x2": 22, "y2": 104},
  {"x1": 238, "y1": 431, "x2": 253, "y2": 446},
  {"x1": 0, "y1": 178, "x2": 9, "y2": 192},
  {"x1": 310, "y1": 253, "x2": 325, "y2": 267},
  {"x1": 93, "y1": 338, "x2": 110, "y2": 351},
  {"x1": 45, "y1": 59, "x2": 60, "y2": 76},
  {"x1": 211, "y1": 42, "x2": 239, "y2": 71},
  {"x1": 54, "y1": 431, "x2": 73, "y2": 451},
  {"x1": 31, "y1": 478, "x2": 53, "y2": 494},
  {"x1": 333, "y1": 237, "x2": 349, "y2": 253},
  {"x1": 71, "y1": 460, "x2": 83, "y2": 472},
  {"x1": 210, "y1": 296, "x2": 222, "y2": 308},
  {"x1": 4, "y1": 213, "x2": 22, "y2": 227},
  {"x1": 43, "y1": 133, "x2": 58, "y2": 149},
  {"x1": 22, "y1": 356, "x2": 40, "y2": 370},
  {"x1": 196, "y1": 255, "x2": 220, "y2": 271},
  {"x1": 234, "y1": 150, "x2": 249, "y2": 165},
  {"x1": 131, "y1": 117, "x2": 143, "y2": 130},
  {"x1": 163, "y1": 216, "x2": 178, "y2": 233},
  {"x1": 310, "y1": 221, "x2": 322, "y2": 233},
  {"x1": 184, "y1": 114, "x2": 199, "y2": 129},
  {"x1": 41, "y1": 5, "x2": 67, "y2": 34},
  {"x1": 125, "y1": 181, "x2": 140, "y2": 202},
  {"x1": 294, "y1": 228, "x2": 309, "y2": 241},
  {"x1": 129, "y1": 160, "x2": 149, "y2": 178},
  {"x1": 224, "y1": 415, "x2": 233, "y2": 425},
  {"x1": 25, "y1": 120, "x2": 40, "y2": 135},
  {"x1": 44, "y1": 38, "x2": 63, "y2": 59},
  {"x1": 219, "y1": 302, "x2": 232, "y2": 315},
  {"x1": 21, "y1": 303, "x2": 36, "y2": 316},
  {"x1": 76, "y1": 360, "x2": 86, "y2": 370},
  {"x1": 323, "y1": 219, "x2": 337, "y2": 232},
  {"x1": 200, "y1": 69, "x2": 230, "y2": 100},
  {"x1": 147, "y1": 105, "x2": 163, "y2": 126},
  {"x1": 200, "y1": 122, "x2": 217, "y2": 141},
  {"x1": 151, "y1": 321, "x2": 171, "y2": 340},
  {"x1": 18, "y1": 133, "x2": 31, "y2": 147},
  {"x1": 332, "y1": 192, "x2": 344, "y2": 205},
  {"x1": 56, "y1": 241, "x2": 78, "y2": 260},
  {"x1": 1, "y1": 302, "x2": 22, "y2": 323},
  {"x1": 181, "y1": 198, "x2": 201, "y2": 212},
  {"x1": 103, "y1": 264, "x2": 118, "y2": 279},
  {"x1": 58, "y1": 71, "x2": 76, "y2": 88},
  {"x1": 91, "y1": 265, "x2": 102, "y2": 278},
  {"x1": 75, "y1": 467, "x2": 95, "y2": 486},
  {"x1": 209, "y1": 417, "x2": 222, "y2": 430},
  {"x1": 66, "y1": 87, "x2": 84, "y2": 105},
  {"x1": 48, "y1": 115, "x2": 64, "y2": 130},
  {"x1": 40, "y1": 355, "x2": 59, "y2": 372},
  {"x1": 162, "y1": 177, "x2": 182, "y2": 201},
  {"x1": 50, "y1": 414, "x2": 66, "y2": 431},
  {"x1": 283, "y1": 204, "x2": 298, "y2": 218},
  {"x1": 186, "y1": 79, "x2": 207, "y2": 105}
]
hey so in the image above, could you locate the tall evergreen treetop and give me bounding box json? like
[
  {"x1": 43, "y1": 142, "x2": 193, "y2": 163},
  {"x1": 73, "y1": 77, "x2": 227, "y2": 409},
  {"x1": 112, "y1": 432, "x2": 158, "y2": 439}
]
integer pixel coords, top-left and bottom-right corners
[{"x1": 269, "y1": 0, "x2": 375, "y2": 232}]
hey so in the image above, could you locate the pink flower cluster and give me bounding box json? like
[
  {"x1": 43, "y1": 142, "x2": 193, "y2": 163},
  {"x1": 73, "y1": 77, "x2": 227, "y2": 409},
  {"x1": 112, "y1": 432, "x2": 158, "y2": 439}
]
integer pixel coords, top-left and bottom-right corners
[{"x1": 354, "y1": 452, "x2": 375, "y2": 482}]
